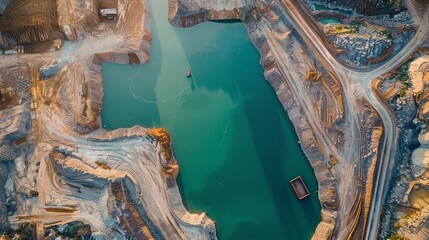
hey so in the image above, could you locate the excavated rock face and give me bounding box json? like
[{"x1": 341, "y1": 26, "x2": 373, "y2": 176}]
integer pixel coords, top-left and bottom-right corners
[
  {"x1": 148, "y1": 128, "x2": 171, "y2": 159},
  {"x1": 409, "y1": 55, "x2": 429, "y2": 120},
  {"x1": 44, "y1": 221, "x2": 93, "y2": 239},
  {"x1": 0, "y1": 0, "x2": 65, "y2": 46},
  {"x1": 109, "y1": 181, "x2": 166, "y2": 240},
  {"x1": 148, "y1": 128, "x2": 180, "y2": 179},
  {"x1": 168, "y1": 0, "x2": 210, "y2": 27},
  {"x1": 410, "y1": 55, "x2": 429, "y2": 169},
  {"x1": 377, "y1": 51, "x2": 429, "y2": 240},
  {"x1": 168, "y1": 0, "x2": 250, "y2": 27},
  {"x1": 329, "y1": 31, "x2": 393, "y2": 67},
  {"x1": 0, "y1": 0, "x2": 218, "y2": 238}
]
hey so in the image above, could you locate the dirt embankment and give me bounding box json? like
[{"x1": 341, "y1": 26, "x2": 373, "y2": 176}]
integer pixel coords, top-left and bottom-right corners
[
  {"x1": 168, "y1": 0, "x2": 249, "y2": 27},
  {"x1": 0, "y1": 0, "x2": 218, "y2": 238}
]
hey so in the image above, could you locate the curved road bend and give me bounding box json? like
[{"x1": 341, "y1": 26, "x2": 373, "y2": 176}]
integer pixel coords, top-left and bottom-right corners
[{"x1": 271, "y1": 0, "x2": 429, "y2": 239}]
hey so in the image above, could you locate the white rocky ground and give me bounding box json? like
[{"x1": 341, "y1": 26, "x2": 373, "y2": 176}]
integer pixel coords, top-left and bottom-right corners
[
  {"x1": 0, "y1": 0, "x2": 217, "y2": 238},
  {"x1": 411, "y1": 55, "x2": 429, "y2": 169}
]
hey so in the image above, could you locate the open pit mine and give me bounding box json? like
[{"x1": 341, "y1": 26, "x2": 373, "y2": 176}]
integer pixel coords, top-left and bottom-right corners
[{"x1": 0, "y1": 0, "x2": 428, "y2": 239}]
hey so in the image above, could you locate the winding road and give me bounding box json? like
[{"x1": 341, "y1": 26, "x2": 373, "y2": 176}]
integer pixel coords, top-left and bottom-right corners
[{"x1": 270, "y1": 0, "x2": 429, "y2": 238}]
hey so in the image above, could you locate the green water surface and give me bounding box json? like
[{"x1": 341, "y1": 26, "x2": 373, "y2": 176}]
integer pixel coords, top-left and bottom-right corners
[
  {"x1": 321, "y1": 18, "x2": 342, "y2": 25},
  {"x1": 101, "y1": 0, "x2": 321, "y2": 239}
]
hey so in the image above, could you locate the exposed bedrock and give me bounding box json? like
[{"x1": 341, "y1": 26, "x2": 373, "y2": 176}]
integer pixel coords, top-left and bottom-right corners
[
  {"x1": 168, "y1": 0, "x2": 253, "y2": 27},
  {"x1": 1, "y1": 0, "x2": 218, "y2": 238},
  {"x1": 411, "y1": 55, "x2": 429, "y2": 168},
  {"x1": 34, "y1": 126, "x2": 217, "y2": 239},
  {"x1": 373, "y1": 48, "x2": 429, "y2": 239}
]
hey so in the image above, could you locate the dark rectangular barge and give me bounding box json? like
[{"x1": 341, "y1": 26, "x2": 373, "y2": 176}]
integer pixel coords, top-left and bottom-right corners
[{"x1": 290, "y1": 176, "x2": 310, "y2": 200}]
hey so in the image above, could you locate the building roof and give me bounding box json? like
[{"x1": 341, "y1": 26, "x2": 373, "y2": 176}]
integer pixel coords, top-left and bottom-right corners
[{"x1": 100, "y1": 8, "x2": 117, "y2": 15}]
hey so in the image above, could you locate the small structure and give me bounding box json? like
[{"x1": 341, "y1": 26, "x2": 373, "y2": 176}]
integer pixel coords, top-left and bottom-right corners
[
  {"x1": 290, "y1": 176, "x2": 310, "y2": 200},
  {"x1": 53, "y1": 39, "x2": 63, "y2": 50},
  {"x1": 100, "y1": 8, "x2": 118, "y2": 22},
  {"x1": 16, "y1": 46, "x2": 24, "y2": 54},
  {"x1": 185, "y1": 68, "x2": 191, "y2": 77}
]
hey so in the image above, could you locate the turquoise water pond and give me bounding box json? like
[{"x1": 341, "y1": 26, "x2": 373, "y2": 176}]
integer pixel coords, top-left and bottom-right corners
[{"x1": 101, "y1": 1, "x2": 321, "y2": 239}]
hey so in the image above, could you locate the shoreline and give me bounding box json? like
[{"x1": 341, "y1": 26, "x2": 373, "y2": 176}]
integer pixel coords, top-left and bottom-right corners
[
  {"x1": 167, "y1": 1, "x2": 336, "y2": 239},
  {"x1": 0, "y1": 0, "x2": 218, "y2": 238}
]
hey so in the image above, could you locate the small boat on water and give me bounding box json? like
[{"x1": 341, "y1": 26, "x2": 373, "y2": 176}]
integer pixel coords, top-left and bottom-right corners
[
  {"x1": 290, "y1": 176, "x2": 310, "y2": 200},
  {"x1": 185, "y1": 68, "x2": 191, "y2": 77}
]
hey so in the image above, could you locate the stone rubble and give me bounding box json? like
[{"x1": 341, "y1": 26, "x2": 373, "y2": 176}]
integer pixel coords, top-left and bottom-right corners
[{"x1": 330, "y1": 27, "x2": 392, "y2": 66}]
